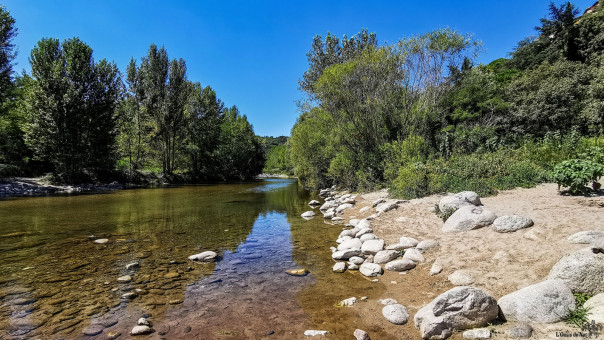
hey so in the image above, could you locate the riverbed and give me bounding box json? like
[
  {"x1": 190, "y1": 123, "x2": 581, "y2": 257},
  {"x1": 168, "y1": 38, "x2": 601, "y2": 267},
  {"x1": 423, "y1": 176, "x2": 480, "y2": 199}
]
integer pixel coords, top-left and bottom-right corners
[{"x1": 0, "y1": 179, "x2": 386, "y2": 339}]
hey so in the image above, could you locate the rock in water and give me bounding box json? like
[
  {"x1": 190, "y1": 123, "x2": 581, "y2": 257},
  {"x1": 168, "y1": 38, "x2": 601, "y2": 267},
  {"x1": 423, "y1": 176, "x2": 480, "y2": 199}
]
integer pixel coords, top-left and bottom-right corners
[
  {"x1": 442, "y1": 206, "x2": 497, "y2": 233},
  {"x1": 463, "y1": 328, "x2": 491, "y2": 339},
  {"x1": 94, "y1": 238, "x2": 109, "y2": 244},
  {"x1": 548, "y1": 247, "x2": 604, "y2": 295},
  {"x1": 333, "y1": 262, "x2": 346, "y2": 273},
  {"x1": 82, "y1": 326, "x2": 104, "y2": 336},
  {"x1": 353, "y1": 329, "x2": 371, "y2": 340},
  {"x1": 117, "y1": 275, "x2": 132, "y2": 283},
  {"x1": 131, "y1": 325, "x2": 153, "y2": 335},
  {"x1": 286, "y1": 268, "x2": 309, "y2": 276},
  {"x1": 339, "y1": 297, "x2": 358, "y2": 307},
  {"x1": 188, "y1": 251, "x2": 218, "y2": 262},
  {"x1": 498, "y1": 279, "x2": 575, "y2": 323},
  {"x1": 359, "y1": 263, "x2": 383, "y2": 277},
  {"x1": 438, "y1": 191, "x2": 481, "y2": 212},
  {"x1": 308, "y1": 200, "x2": 321, "y2": 206},
  {"x1": 126, "y1": 262, "x2": 140, "y2": 270},
  {"x1": 414, "y1": 286, "x2": 498, "y2": 339},
  {"x1": 301, "y1": 211, "x2": 316, "y2": 219},
  {"x1": 492, "y1": 215, "x2": 534, "y2": 233},
  {"x1": 382, "y1": 304, "x2": 409, "y2": 325},
  {"x1": 304, "y1": 330, "x2": 329, "y2": 336},
  {"x1": 385, "y1": 259, "x2": 416, "y2": 272}
]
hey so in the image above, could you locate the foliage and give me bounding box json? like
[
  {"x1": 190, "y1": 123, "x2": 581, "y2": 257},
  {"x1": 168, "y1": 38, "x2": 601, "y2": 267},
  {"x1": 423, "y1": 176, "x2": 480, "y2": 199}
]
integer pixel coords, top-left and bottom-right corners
[
  {"x1": 289, "y1": 108, "x2": 335, "y2": 188},
  {"x1": 566, "y1": 293, "x2": 592, "y2": 328},
  {"x1": 263, "y1": 144, "x2": 292, "y2": 175},
  {"x1": 25, "y1": 38, "x2": 122, "y2": 182},
  {"x1": 551, "y1": 159, "x2": 604, "y2": 194},
  {"x1": 434, "y1": 205, "x2": 457, "y2": 222}
]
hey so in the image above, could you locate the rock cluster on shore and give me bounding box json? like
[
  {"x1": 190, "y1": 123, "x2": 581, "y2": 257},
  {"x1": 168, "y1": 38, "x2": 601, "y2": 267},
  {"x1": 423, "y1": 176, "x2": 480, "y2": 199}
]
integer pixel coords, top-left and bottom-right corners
[{"x1": 306, "y1": 188, "x2": 604, "y2": 339}]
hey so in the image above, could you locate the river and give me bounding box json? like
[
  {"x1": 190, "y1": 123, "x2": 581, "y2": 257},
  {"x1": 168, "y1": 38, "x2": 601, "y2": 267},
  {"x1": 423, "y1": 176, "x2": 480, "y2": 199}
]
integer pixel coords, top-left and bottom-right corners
[{"x1": 0, "y1": 179, "x2": 386, "y2": 339}]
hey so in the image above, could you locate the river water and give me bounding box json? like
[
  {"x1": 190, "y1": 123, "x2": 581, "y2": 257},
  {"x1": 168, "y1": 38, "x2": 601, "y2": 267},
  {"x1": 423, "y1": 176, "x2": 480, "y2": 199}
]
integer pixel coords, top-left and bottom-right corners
[{"x1": 0, "y1": 179, "x2": 385, "y2": 339}]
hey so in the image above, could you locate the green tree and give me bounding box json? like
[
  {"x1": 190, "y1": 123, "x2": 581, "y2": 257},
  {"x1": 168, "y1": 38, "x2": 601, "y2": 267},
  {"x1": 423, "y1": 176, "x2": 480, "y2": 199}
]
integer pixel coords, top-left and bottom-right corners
[
  {"x1": 25, "y1": 38, "x2": 122, "y2": 182},
  {"x1": 299, "y1": 28, "x2": 377, "y2": 97},
  {"x1": 263, "y1": 144, "x2": 292, "y2": 175},
  {"x1": 215, "y1": 106, "x2": 264, "y2": 180},
  {"x1": 186, "y1": 84, "x2": 224, "y2": 179}
]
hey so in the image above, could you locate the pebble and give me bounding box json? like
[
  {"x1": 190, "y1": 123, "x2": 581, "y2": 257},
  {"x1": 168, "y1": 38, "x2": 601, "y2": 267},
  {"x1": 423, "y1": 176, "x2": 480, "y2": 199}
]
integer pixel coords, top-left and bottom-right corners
[
  {"x1": 117, "y1": 275, "x2": 132, "y2": 283},
  {"x1": 82, "y1": 325, "x2": 104, "y2": 336},
  {"x1": 106, "y1": 331, "x2": 121, "y2": 339},
  {"x1": 286, "y1": 268, "x2": 308, "y2": 276},
  {"x1": 339, "y1": 297, "x2": 358, "y2": 307},
  {"x1": 131, "y1": 325, "x2": 153, "y2": 335},
  {"x1": 126, "y1": 262, "x2": 140, "y2": 270},
  {"x1": 122, "y1": 292, "x2": 137, "y2": 299},
  {"x1": 94, "y1": 238, "x2": 109, "y2": 244},
  {"x1": 382, "y1": 304, "x2": 409, "y2": 325},
  {"x1": 304, "y1": 330, "x2": 329, "y2": 336},
  {"x1": 463, "y1": 328, "x2": 492, "y2": 339},
  {"x1": 184, "y1": 326, "x2": 192, "y2": 333},
  {"x1": 379, "y1": 298, "x2": 398, "y2": 305},
  {"x1": 333, "y1": 262, "x2": 346, "y2": 273},
  {"x1": 137, "y1": 318, "x2": 150, "y2": 326},
  {"x1": 164, "y1": 272, "x2": 180, "y2": 279},
  {"x1": 354, "y1": 329, "x2": 371, "y2": 340}
]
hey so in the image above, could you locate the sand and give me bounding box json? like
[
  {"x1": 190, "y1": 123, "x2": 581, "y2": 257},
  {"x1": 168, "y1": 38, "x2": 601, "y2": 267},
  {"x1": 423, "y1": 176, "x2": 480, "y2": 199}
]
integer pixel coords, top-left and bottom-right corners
[{"x1": 336, "y1": 183, "x2": 604, "y2": 339}]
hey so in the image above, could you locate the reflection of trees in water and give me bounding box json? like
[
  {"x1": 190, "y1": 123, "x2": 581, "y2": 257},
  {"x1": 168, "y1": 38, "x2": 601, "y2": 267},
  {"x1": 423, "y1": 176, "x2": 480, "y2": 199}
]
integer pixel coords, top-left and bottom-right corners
[{"x1": 0, "y1": 180, "x2": 314, "y2": 338}]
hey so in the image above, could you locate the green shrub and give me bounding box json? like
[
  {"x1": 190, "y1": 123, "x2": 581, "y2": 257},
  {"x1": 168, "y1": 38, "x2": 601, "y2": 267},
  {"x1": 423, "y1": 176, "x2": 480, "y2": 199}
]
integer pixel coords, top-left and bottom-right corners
[
  {"x1": 389, "y1": 162, "x2": 429, "y2": 199},
  {"x1": 551, "y1": 159, "x2": 604, "y2": 194},
  {"x1": 566, "y1": 293, "x2": 591, "y2": 328}
]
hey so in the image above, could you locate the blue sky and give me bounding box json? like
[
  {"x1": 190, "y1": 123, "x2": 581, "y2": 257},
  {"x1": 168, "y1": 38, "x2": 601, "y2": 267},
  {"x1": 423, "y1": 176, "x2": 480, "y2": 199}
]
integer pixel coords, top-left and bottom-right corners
[{"x1": 3, "y1": 0, "x2": 597, "y2": 137}]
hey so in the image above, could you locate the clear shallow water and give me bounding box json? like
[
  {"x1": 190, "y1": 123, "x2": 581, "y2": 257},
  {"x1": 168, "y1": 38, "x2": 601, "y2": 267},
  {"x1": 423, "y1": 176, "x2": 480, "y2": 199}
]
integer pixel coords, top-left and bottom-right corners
[{"x1": 0, "y1": 179, "x2": 384, "y2": 339}]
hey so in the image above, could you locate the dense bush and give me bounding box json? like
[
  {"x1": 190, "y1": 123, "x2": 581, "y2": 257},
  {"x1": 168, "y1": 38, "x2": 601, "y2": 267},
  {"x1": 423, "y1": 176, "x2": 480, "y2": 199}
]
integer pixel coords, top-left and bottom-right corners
[{"x1": 551, "y1": 159, "x2": 603, "y2": 194}]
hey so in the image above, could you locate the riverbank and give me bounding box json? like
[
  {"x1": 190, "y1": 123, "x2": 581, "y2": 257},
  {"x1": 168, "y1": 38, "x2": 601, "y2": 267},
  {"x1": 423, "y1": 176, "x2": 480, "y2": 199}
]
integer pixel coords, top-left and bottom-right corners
[
  {"x1": 0, "y1": 177, "x2": 125, "y2": 197},
  {"x1": 317, "y1": 184, "x2": 604, "y2": 339}
]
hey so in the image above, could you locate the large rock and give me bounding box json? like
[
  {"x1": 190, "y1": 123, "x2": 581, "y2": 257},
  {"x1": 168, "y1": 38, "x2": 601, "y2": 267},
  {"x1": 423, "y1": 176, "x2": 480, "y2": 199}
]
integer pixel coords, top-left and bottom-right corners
[
  {"x1": 417, "y1": 239, "x2": 439, "y2": 252},
  {"x1": 442, "y1": 206, "x2": 497, "y2": 233},
  {"x1": 584, "y1": 293, "x2": 604, "y2": 324},
  {"x1": 319, "y1": 201, "x2": 336, "y2": 212},
  {"x1": 414, "y1": 287, "x2": 498, "y2": 339},
  {"x1": 373, "y1": 250, "x2": 399, "y2": 264},
  {"x1": 356, "y1": 228, "x2": 373, "y2": 238},
  {"x1": 308, "y1": 200, "x2": 321, "y2": 206},
  {"x1": 188, "y1": 251, "x2": 218, "y2": 262},
  {"x1": 375, "y1": 201, "x2": 398, "y2": 214},
  {"x1": 568, "y1": 230, "x2": 604, "y2": 245},
  {"x1": 336, "y1": 203, "x2": 354, "y2": 214},
  {"x1": 382, "y1": 304, "x2": 410, "y2": 325},
  {"x1": 548, "y1": 247, "x2": 604, "y2": 295},
  {"x1": 385, "y1": 259, "x2": 416, "y2": 272},
  {"x1": 332, "y1": 249, "x2": 361, "y2": 261},
  {"x1": 360, "y1": 233, "x2": 379, "y2": 243},
  {"x1": 333, "y1": 262, "x2": 346, "y2": 273},
  {"x1": 361, "y1": 239, "x2": 384, "y2": 255},
  {"x1": 337, "y1": 238, "x2": 363, "y2": 251},
  {"x1": 438, "y1": 191, "x2": 481, "y2": 212},
  {"x1": 359, "y1": 263, "x2": 383, "y2": 277},
  {"x1": 131, "y1": 325, "x2": 153, "y2": 335},
  {"x1": 399, "y1": 237, "x2": 419, "y2": 248},
  {"x1": 356, "y1": 219, "x2": 371, "y2": 230},
  {"x1": 498, "y1": 279, "x2": 575, "y2": 323},
  {"x1": 372, "y1": 198, "x2": 386, "y2": 207},
  {"x1": 403, "y1": 248, "x2": 424, "y2": 263},
  {"x1": 349, "y1": 256, "x2": 365, "y2": 265},
  {"x1": 492, "y1": 215, "x2": 534, "y2": 233}
]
